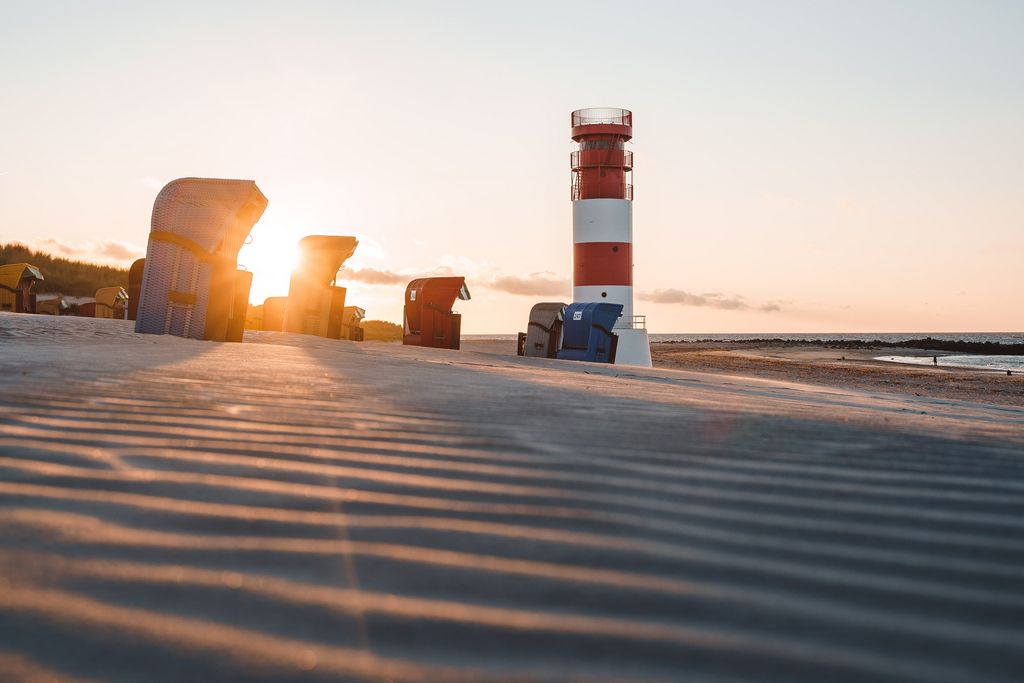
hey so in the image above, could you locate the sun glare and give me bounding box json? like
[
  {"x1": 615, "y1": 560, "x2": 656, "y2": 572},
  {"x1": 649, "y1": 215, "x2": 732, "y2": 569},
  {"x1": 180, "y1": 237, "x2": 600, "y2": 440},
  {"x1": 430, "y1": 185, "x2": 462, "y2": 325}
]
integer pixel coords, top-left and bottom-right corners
[{"x1": 238, "y1": 229, "x2": 302, "y2": 304}]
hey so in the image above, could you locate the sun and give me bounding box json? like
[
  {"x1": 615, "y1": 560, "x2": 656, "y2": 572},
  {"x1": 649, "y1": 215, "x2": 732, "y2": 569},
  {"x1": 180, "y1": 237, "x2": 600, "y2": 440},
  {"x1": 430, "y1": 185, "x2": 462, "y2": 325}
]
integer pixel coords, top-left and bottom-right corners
[{"x1": 238, "y1": 227, "x2": 302, "y2": 305}]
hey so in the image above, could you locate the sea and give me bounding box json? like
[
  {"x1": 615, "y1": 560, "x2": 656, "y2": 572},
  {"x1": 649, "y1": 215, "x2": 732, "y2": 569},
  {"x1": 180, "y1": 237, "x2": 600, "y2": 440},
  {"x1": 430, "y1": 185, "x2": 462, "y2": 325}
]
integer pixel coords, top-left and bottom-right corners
[{"x1": 462, "y1": 332, "x2": 1024, "y2": 372}]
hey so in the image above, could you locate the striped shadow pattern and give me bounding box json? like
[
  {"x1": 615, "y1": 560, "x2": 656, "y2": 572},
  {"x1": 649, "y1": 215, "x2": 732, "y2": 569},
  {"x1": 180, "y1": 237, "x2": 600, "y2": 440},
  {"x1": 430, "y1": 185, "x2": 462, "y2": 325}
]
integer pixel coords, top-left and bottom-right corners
[{"x1": 0, "y1": 314, "x2": 1023, "y2": 681}]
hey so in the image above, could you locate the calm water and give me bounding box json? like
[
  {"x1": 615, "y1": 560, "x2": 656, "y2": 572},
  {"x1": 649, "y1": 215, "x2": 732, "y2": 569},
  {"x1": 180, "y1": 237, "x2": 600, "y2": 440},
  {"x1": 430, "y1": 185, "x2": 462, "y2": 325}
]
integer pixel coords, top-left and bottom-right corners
[
  {"x1": 465, "y1": 332, "x2": 1024, "y2": 344},
  {"x1": 876, "y1": 355, "x2": 1024, "y2": 372}
]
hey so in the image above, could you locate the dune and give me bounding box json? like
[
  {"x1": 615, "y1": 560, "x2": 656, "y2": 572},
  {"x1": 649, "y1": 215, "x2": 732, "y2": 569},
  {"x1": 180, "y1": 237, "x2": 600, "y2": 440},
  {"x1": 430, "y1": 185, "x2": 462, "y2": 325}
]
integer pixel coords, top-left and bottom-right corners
[{"x1": 1, "y1": 312, "x2": 1023, "y2": 682}]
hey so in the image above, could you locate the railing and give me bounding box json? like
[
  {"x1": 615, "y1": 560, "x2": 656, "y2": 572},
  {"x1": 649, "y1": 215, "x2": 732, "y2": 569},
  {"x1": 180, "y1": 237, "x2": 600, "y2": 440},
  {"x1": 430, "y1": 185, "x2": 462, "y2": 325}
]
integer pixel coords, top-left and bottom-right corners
[
  {"x1": 615, "y1": 315, "x2": 646, "y2": 330},
  {"x1": 571, "y1": 150, "x2": 633, "y2": 170},
  {"x1": 572, "y1": 108, "x2": 632, "y2": 127},
  {"x1": 571, "y1": 178, "x2": 633, "y2": 201}
]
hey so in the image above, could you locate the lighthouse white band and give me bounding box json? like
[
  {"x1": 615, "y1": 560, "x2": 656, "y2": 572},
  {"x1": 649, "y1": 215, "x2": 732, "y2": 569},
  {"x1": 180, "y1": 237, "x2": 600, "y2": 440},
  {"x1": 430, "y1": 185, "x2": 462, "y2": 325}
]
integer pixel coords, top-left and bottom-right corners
[{"x1": 572, "y1": 199, "x2": 632, "y2": 244}]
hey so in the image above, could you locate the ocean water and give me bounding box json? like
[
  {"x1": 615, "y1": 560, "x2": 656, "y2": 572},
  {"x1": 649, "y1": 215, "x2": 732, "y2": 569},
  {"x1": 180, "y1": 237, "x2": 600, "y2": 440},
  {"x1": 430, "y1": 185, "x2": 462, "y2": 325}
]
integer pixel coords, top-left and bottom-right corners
[
  {"x1": 876, "y1": 355, "x2": 1024, "y2": 372},
  {"x1": 645, "y1": 332, "x2": 1024, "y2": 345},
  {"x1": 464, "y1": 332, "x2": 1024, "y2": 344}
]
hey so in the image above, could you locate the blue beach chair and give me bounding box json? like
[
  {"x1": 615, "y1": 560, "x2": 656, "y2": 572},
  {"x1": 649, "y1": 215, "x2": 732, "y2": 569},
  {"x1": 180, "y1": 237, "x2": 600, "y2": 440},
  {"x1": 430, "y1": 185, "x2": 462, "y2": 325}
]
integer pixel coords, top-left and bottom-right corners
[{"x1": 556, "y1": 302, "x2": 622, "y2": 364}]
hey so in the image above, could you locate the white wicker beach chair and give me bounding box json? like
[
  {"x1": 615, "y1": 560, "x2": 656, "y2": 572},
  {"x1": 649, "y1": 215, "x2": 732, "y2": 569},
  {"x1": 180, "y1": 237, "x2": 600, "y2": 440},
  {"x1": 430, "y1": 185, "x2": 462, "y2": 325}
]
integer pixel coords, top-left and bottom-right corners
[{"x1": 135, "y1": 178, "x2": 267, "y2": 342}]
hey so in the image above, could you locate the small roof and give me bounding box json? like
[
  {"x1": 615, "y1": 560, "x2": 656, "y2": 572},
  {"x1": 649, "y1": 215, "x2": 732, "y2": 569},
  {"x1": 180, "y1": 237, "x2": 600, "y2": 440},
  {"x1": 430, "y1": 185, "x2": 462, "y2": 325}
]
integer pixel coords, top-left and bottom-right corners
[
  {"x1": 406, "y1": 277, "x2": 471, "y2": 301},
  {"x1": 0, "y1": 263, "x2": 44, "y2": 290}
]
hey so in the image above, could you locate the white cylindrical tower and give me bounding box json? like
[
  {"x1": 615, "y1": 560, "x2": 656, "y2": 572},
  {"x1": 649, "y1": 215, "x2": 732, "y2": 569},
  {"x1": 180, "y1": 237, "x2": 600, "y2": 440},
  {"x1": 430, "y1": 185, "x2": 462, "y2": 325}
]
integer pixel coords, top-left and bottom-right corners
[{"x1": 570, "y1": 107, "x2": 652, "y2": 367}]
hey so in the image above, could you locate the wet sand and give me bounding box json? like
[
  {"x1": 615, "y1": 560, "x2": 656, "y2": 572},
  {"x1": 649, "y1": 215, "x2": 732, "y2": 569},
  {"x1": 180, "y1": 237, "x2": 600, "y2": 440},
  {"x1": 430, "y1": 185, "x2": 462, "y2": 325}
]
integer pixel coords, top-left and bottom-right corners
[
  {"x1": 463, "y1": 339, "x2": 1024, "y2": 408},
  {"x1": 2, "y1": 314, "x2": 1024, "y2": 682},
  {"x1": 653, "y1": 342, "x2": 1024, "y2": 408}
]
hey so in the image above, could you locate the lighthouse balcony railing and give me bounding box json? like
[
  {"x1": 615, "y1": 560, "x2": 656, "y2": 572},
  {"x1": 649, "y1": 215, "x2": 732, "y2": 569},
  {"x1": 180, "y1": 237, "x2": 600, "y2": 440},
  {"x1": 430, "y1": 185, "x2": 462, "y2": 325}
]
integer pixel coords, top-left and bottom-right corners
[
  {"x1": 571, "y1": 181, "x2": 633, "y2": 201},
  {"x1": 615, "y1": 315, "x2": 646, "y2": 331},
  {"x1": 572, "y1": 108, "x2": 632, "y2": 127},
  {"x1": 571, "y1": 150, "x2": 633, "y2": 171}
]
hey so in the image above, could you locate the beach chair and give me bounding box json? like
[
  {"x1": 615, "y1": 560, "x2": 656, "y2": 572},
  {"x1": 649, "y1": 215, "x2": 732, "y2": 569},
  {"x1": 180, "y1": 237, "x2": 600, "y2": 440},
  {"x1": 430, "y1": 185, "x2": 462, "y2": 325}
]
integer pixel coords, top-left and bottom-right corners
[
  {"x1": 0, "y1": 263, "x2": 44, "y2": 314},
  {"x1": 556, "y1": 302, "x2": 622, "y2": 364},
  {"x1": 517, "y1": 302, "x2": 567, "y2": 358},
  {"x1": 341, "y1": 306, "x2": 366, "y2": 341},
  {"x1": 261, "y1": 297, "x2": 287, "y2": 331},
  {"x1": 135, "y1": 177, "x2": 267, "y2": 342},
  {"x1": 403, "y1": 277, "x2": 470, "y2": 350},
  {"x1": 94, "y1": 286, "x2": 128, "y2": 319},
  {"x1": 127, "y1": 258, "x2": 145, "y2": 320},
  {"x1": 283, "y1": 235, "x2": 358, "y2": 338},
  {"x1": 244, "y1": 303, "x2": 263, "y2": 331},
  {"x1": 36, "y1": 296, "x2": 68, "y2": 315}
]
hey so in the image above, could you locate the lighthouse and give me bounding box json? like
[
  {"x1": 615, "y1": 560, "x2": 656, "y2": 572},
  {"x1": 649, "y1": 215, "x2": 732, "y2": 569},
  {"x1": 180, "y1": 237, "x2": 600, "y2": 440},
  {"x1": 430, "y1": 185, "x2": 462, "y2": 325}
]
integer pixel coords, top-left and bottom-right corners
[{"x1": 570, "y1": 107, "x2": 652, "y2": 367}]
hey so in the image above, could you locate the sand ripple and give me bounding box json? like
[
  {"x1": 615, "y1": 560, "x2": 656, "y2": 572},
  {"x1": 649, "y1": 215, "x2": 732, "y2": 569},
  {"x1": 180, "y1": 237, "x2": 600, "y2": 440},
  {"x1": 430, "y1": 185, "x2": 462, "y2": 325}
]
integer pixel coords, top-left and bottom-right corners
[{"x1": 1, "y1": 313, "x2": 1023, "y2": 682}]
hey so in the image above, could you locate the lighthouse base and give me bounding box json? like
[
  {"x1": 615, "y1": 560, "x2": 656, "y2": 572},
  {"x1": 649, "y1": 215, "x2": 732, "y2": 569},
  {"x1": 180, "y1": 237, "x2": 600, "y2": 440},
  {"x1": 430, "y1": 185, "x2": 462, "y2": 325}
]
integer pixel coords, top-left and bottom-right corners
[{"x1": 613, "y1": 327, "x2": 652, "y2": 367}]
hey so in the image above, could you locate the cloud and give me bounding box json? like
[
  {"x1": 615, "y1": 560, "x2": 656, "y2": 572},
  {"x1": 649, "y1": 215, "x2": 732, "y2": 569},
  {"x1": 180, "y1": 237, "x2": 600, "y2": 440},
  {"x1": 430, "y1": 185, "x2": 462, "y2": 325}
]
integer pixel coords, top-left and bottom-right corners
[
  {"x1": 141, "y1": 176, "x2": 163, "y2": 190},
  {"x1": 97, "y1": 239, "x2": 144, "y2": 260},
  {"x1": 342, "y1": 266, "x2": 408, "y2": 285},
  {"x1": 639, "y1": 288, "x2": 784, "y2": 312},
  {"x1": 342, "y1": 266, "x2": 570, "y2": 297},
  {"x1": 34, "y1": 237, "x2": 143, "y2": 265},
  {"x1": 37, "y1": 237, "x2": 85, "y2": 257},
  {"x1": 485, "y1": 272, "x2": 570, "y2": 296},
  {"x1": 342, "y1": 265, "x2": 457, "y2": 286}
]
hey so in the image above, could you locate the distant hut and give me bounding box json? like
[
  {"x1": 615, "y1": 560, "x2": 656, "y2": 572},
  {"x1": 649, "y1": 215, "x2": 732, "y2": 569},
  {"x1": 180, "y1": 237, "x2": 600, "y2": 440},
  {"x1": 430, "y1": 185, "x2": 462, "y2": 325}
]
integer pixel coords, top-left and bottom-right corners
[
  {"x1": 0, "y1": 263, "x2": 44, "y2": 313},
  {"x1": 94, "y1": 286, "x2": 129, "y2": 319}
]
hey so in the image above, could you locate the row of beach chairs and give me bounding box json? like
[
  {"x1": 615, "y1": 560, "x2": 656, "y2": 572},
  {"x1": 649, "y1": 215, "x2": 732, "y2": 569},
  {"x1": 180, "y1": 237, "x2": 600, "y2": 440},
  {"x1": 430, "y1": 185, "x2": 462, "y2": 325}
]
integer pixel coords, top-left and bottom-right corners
[
  {"x1": 1, "y1": 262, "x2": 129, "y2": 319},
  {"x1": 6, "y1": 176, "x2": 612, "y2": 363}
]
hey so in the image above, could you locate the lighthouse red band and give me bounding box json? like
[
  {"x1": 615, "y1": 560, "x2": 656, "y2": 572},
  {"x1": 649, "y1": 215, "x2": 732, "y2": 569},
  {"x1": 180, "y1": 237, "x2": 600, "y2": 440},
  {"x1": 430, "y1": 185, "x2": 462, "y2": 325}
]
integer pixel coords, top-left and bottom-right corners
[{"x1": 570, "y1": 107, "x2": 634, "y2": 321}]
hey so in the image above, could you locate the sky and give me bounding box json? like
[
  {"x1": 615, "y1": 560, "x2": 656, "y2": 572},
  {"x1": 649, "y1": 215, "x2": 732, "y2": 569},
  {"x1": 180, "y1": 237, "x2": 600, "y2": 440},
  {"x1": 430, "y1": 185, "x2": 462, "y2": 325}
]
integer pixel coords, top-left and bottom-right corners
[{"x1": 1, "y1": 0, "x2": 1021, "y2": 333}]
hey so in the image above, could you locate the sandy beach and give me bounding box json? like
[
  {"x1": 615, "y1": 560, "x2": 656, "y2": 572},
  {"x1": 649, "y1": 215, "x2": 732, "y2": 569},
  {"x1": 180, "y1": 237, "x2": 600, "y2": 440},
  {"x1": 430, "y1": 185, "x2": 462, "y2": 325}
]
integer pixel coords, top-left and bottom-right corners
[{"x1": 2, "y1": 314, "x2": 1024, "y2": 682}]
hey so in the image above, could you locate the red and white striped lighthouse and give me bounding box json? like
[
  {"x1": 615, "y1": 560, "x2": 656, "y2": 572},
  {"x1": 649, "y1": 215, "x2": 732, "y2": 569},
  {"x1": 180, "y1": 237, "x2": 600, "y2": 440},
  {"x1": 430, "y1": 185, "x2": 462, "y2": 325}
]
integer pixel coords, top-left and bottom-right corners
[{"x1": 570, "y1": 107, "x2": 652, "y2": 366}]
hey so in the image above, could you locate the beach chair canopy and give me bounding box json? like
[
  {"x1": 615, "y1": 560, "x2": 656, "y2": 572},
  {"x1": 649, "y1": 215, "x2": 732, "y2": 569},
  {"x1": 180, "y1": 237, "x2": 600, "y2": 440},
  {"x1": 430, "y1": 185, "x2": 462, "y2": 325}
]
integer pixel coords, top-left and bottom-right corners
[
  {"x1": 296, "y1": 235, "x2": 359, "y2": 285},
  {"x1": 0, "y1": 263, "x2": 43, "y2": 290},
  {"x1": 136, "y1": 177, "x2": 267, "y2": 341},
  {"x1": 557, "y1": 302, "x2": 622, "y2": 364},
  {"x1": 521, "y1": 302, "x2": 567, "y2": 359}
]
